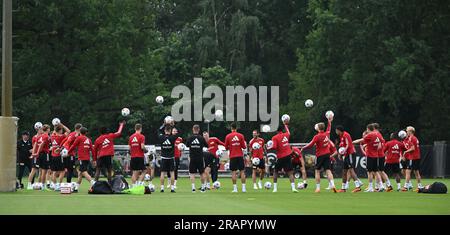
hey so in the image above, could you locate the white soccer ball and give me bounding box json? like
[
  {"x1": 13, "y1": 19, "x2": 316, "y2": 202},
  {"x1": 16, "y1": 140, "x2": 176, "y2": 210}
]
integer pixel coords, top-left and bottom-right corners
[
  {"x1": 297, "y1": 182, "x2": 306, "y2": 189},
  {"x1": 34, "y1": 122, "x2": 43, "y2": 130},
  {"x1": 164, "y1": 116, "x2": 174, "y2": 124},
  {"x1": 262, "y1": 125, "x2": 271, "y2": 133},
  {"x1": 156, "y1": 96, "x2": 164, "y2": 104},
  {"x1": 61, "y1": 148, "x2": 69, "y2": 157},
  {"x1": 305, "y1": 99, "x2": 314, "y2": 108},
  {"x1": 252, "y1": 158, "x2": 261, "y2": 166},
  {"x1": 325, "y1": 110, "x2": 334, "y2": 119},
  {"x1": 281, "y1": 114, "x2": 290, "y2": 123},
  {"x1": 147, "y1": 184, "x2": 155, "y2": 192},
  {"x1": 398, "y1": 130, "x2": 407, "y2": 139},
  {"x1": 52, "y1": 118, "x2": 61, "y2": 126},
  {"x1": 266, "y1": 140, "x2": 274, "y2": 149},
  {"x1": 33, "y1": 183, "x2": 41, "y2": 190},
  {"x1": 216, "y1": 149, "x2": 224, "y2": 158},
  {"x1": 264, "y1": 182, "x2": 272, "y2": 189},
  {"x1": 218, "y1": 145, "x2": 226, "y2": 151},
  {"x1": 121, "y1": 108, "x2": 130, "y2": 117},
  {"x1": 177, "y1": 143, "x2": 186, "y2": 151},
  {"x1": 144, "y1": 174, "x2": 151, "y2": 181},
  {"x1": 224, "y1": 162, "x2": 230, "y2": 171},
  {"x1": 338, "y1": 147, "x2": 346, "y2": 155},
  {"x1": 215, "y1": 110, "x2": 223, "y2": 119},
  {"x1": 252, "y1": 142, "x2": 261, "y2": 150},
  {"x1": 213, "y1": 181, "x2": 221, "y2": 189}
]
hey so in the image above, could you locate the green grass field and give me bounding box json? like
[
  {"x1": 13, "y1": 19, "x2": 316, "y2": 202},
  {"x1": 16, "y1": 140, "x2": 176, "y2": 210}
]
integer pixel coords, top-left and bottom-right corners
[{"x1": 0, "y1": 178, "x2": 449, "y2": 215}]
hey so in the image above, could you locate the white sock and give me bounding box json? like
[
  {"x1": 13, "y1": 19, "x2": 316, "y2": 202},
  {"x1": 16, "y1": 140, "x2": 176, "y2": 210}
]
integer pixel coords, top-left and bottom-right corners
[
  {"x1": 330, "y1": 180, "x2": 335, "y2": 188},
  {"x1": 233, "y1": 184, "x2": 237, "y2": 191},
  {"x1": 254, "y1": 183, "x2": 257, "y2": 188},
  {"x1": 355, "y1": 181, "x2": 360, "y2": 188},
  {"x1": 418, "y1": 183, "x2": 423, "y2": 188},
  {"x1": 242, "y1": 184, "x2": 246, "y2": 191},
  {"x1": 397, "y1": 183, "x2": 401, "y2": 189},
  {"x1": 206, "y1": 182, "x2": 210, "y2": 188},
  {"x1": 161, "y1": 185, "x2": 164, "y2": 190},
  {"x1": 192, "y1": 183, "x2": 195, "y2": 190},
  {"x1": 386, "y1": 179, "x2": 391, "y2": 187},
  {"x1": 341, "y1": 183, "x2": 346, "y2": 189},
  {"x1": 174, "y1": 180, "x2": 177, "y2": 186},
  {"x1": 201, "y1": 183, "x2": 205, "y2": 190},
  {"x1": 273, "y1": 183, "x2": 277, "y2": 190},
  {"x1": 171, "y1": 185, "x2": 175, "y2": 190},
  {"x1": 291, "y1": 182, "x2": 295, "y2": 190},
  {"x1": 316, "y1": 184, "x2": 320, "y2": 190},
  {"x1": 369, "y1": 182, "x2": 373, "y2": 189}
]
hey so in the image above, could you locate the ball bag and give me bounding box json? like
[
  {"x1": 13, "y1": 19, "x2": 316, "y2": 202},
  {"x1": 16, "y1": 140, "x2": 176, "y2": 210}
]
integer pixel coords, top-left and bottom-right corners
[
  {"x1": 88, "y1": 181, "x2": 113, "y2": 194},
  {"x1": 418, "y1": 182, "x2": 447, "y2": 194}
]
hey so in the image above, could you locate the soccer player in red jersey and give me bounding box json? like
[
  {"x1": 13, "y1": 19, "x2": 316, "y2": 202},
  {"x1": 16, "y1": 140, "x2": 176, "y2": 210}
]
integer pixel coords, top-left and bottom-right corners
[
  {"x1": 49, "y1": 123, "x2": 70, "y2": 191},
  {"x1": 272, "y1": 119, "x2": 298, "y2": 193},
  {"x1": 129, "y1": 124, "x2": 147, "y2": 187},
  {"x1": 224, "y1": 122, "x2": 247, "y2": 193},
  {"x1": 249, "y1": 129, "x2": 265, "y2": 190},
  {"x1": 336, "y1": 125, "x2": 363, "y2": 192},
  {"x1": 383, "y1": 132, "x2": 406, "y2": 191},
  {"x1": 27, "y1": 124, "x2": 43, "y2": 190},
  {"x1": 291, "y1": 147, "x2": 307, "y2": 189},
  {"x1": 372, "y1": 123, "x2": 390, "y2": 192},
  {"x1": 203, "y1": 131, "x2": 224, "y2": 189},
  {"x1": 68, "y1": 127, "x2": 95, "y2": 191},
  {"x1": 173, "y1": 127, "x2": 183, "y2": 189},
  {"x1": 93, "y1": 121, "x2": 125, "y2": 183},
  {"x1": 402, "y1": 126, "x2": 423, "y2": 191},
  {"x1": 301, "y1": 122, "x2": 337, "y2": 193},
  {"x1": 35, "y1": 124, "x2": 52, "y2": 190},
  {"x1": 60, "y1": 123, "x2": 82, "y2": 184}
]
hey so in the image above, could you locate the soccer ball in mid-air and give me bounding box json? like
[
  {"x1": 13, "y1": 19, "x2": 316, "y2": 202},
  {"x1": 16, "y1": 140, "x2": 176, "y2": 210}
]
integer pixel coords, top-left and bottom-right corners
[
  {"x1": 144, "y1": 174, "x2": 151, "y2": 181},
  {"x1": 213, "y1": 181, "x2": 221, "y2": 189},
  {"x1": 178, "y1": 143, "x2": 186, "y2": 151},
  {"x1": 61, "y1": 148, "x2": 69, "y2": 157},
  {"x1": 325, "y1": 110, "x2": 334, "y2": 119},
  {"x1": 156, "y1": 96, "x2": 164, "y2": 104},
  {"x1": 252, "y1": 158, "x2": 260, "y2": 166},
  {"x1": 252, "y1": 142, "x2": 261, "y2": 150},
  {"x1": 121, "y1": 108, "x2": 130, "y2": 117},
  {"x1": 264, "y1": 182, "x2": 272, "y2": 189},
  {"x1": 281, "y1": 114, "x2": 290, "y2": 123},
  {"x1": 224, "y1": 162, "x2": 230, "y2": 171},
  {"x1": 215, "y1": 110, "x2": 223, "y2": 119},
  {"x1": 398, "y1": 130, "x2": 407, "y2": 139},
  {"x1": 34, "y1": 122, "x2": 43, "y2": 130},
  {"x1": 261, "y1": 125, "x2": 271, "y2": 133},
  {"x1": 52, "y1": 118, "x2": 61, "y2": 126},
  {"x1": 216, "y1": 149, "x2": 224, "y2": 158},
  {"x1": 338, "y1": 147, "x2": 346, "y2": 155},
  {"x1": 305, "y1": 99, "x2": 314, "y2": 108},
  {"x1": 164, "y1": 116, "x2": 174, "y2": 124}
]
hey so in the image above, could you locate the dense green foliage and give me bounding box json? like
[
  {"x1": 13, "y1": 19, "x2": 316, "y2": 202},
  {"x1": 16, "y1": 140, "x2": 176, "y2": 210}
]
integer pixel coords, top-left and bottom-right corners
[{"x1": 2, "y1": 0, "x2": 449, "y2": 143}]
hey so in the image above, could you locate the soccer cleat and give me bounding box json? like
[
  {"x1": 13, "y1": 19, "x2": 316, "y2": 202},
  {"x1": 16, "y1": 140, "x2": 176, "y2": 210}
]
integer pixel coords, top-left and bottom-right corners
[
  {"x1": 351, "y1": 187, "x2": 362, "y2": 193},
  {"x1": 401, "y1": 187, "x2": 409, "y2": 192},
  {"x1": 337, "y1": 189, "x2": 346, "y2": 193},
  {"x1": 378, "y1": 188, "x2": 385, "y2": 192},
  {"x1": 325, "y1": 186, "x2": 331, "y2": 190},
  {"x1": 303, "y1": 183, "x2": 308, "y2": 189},
  {"x1": 253, "y1": 185, "x2": 258, "y2": 190},
  {"x1": 386, "y1": 186, "x2": 393, "y2": 192},
  {"x1": 272, "y1": 188, "x2": 277, "y2": 193},
  {"x1": 167, "y1": 184, "x2": 171, "y2": 188},
  {"x1": 27, "y1": 184, "x2": 33, "y2": 190},
  {"x1": 364, "y1": 188, "x2": 374, "y2": 192},
  {"x1": 331, "y1": 187, "x2": 337, "y2": 193},
  {"x1": 171, "y1": 189, "x2": 176, "y2": 193},
  {"x1": 201, "y1": 188, "x2": 206, "y2": 193},
  {"x1": 160, "y1": 189, "x2": 164, "y2": 193},
  {"x1": 232, "y1": 189, "x2": 238, "y2": 193},
  {"x1": 192, "y1": 189, "x2": 196, "y2": 193},
  {"x1": 314, "y1": 188, "x2": 320, "y2": 193},
  {"x1": 292, "y1": 188, "x2": 298, "y2": 193}
]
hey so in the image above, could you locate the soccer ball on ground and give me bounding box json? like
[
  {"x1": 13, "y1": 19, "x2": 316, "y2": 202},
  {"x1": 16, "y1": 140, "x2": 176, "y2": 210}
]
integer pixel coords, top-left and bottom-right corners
[
  {"x1": 305, "y1": 99, "x2": 314, "y2": 108},
  {"x1": 213, "y1": 181, "x2": 221, "y2": 189},
  {"x1": 121, "y1": 108, "x2": 130, "y2": 117},
  {"x1": 264, "y1": 182, "x2": 272, "y2": 189},
  {"x1": 297, "y1": 182, "x2": 306, "y2": 189},
  {"x1": 156, "y1": 96, "x2": 164, "y2": 104},
  {"x1": 252, "y1": 158, "x2": 260, "y2": 166}
]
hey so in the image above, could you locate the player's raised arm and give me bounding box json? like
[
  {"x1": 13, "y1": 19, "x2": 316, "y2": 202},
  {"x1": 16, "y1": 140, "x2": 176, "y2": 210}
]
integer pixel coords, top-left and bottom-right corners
[
  {"x1": 112, "y1": 121, "x2": 125, "y2": 138},
  {"x1": 326, "y1": 116, "x2": 333, "y2": 136},
  {"x1": 301, "y1": 136, "x2": 316, "y2": 151}
]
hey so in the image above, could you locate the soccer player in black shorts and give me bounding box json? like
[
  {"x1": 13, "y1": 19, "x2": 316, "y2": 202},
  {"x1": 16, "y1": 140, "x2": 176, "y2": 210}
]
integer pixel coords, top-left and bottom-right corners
[
  {"x1": 224, "y1": 122, "x2": 247, "y2": 193},
  {"x1": 186, "y1": 125, "x2": 208, "y2": 193},
  {"x1": 158, "y1": 124, "x2": 178, "y2": 193},
  {"x1": 129, "y1": 124, "x2": 147, "y2": 187},
  {"x1": 17, "y1": 131, "x2": 33, "y2": 189}
]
